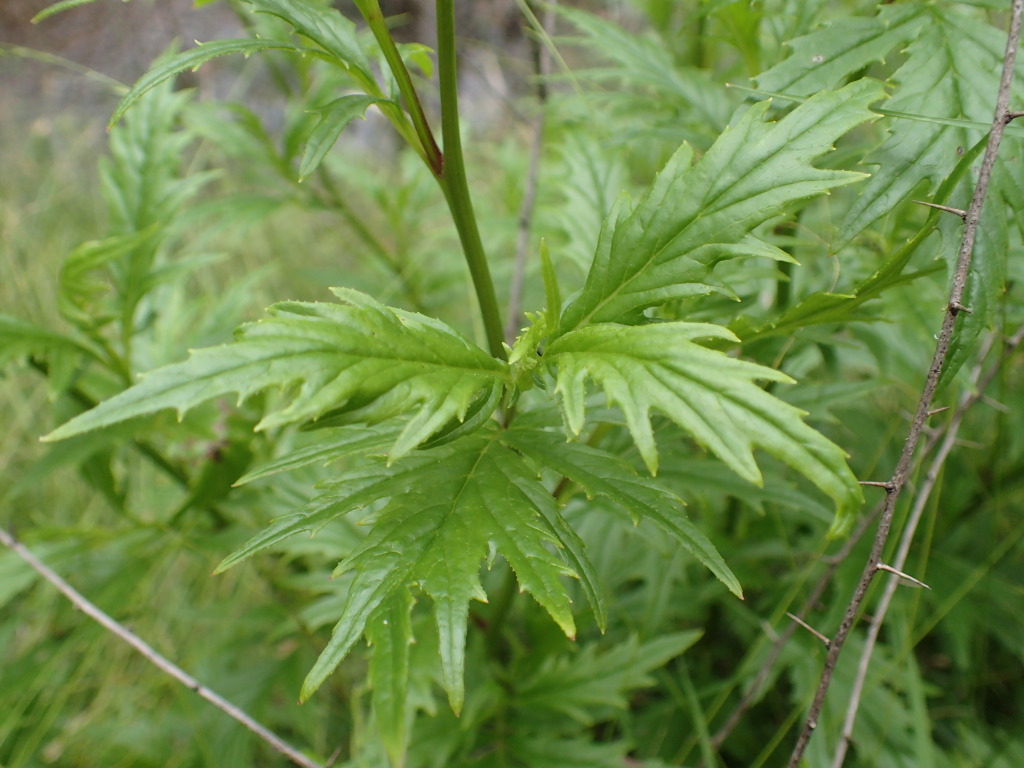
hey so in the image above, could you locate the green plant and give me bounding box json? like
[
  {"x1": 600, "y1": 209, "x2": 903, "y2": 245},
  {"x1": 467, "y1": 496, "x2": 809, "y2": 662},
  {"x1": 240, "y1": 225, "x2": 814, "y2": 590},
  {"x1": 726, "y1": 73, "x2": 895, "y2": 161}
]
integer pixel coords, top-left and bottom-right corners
[{"x1": 4, "y1": 1, "x2": 1024, "y2": 767}]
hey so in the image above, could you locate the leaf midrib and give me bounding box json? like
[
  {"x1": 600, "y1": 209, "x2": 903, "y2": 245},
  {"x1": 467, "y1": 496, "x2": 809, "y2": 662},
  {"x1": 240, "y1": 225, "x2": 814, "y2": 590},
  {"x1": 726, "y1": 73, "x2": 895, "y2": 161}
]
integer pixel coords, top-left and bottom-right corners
[{"x1": 571, "y1": 98, "x2": 855, "y2": 330}]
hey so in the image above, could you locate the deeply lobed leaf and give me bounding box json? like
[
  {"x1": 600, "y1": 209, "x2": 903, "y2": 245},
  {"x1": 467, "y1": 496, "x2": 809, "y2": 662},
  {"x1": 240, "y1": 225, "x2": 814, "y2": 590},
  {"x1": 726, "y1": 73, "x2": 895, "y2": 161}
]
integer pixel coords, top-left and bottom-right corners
[
  {"x1": 557, "y1": 78, "x2": 885, "y2": 332},
  {"x1": 543, "y1": 322, "x2": 863, "y2": 533},
  {"x1": 366, "y1": 591, "x2": 415, "y2": 768},
  {"x1": 287, "y1": 429, "x2": 581, "y2": 710},
  {"x1": 44, "y1": 289, "x2": 509, "y2": 463},
  {"x1": 515, "y1": 632, "x2": 701, "y2": 723},
  {"x1": 505, "y1": 426, "x2": 740, "y2": 598},
  {"x1": 757, "y1": 3, "x2": 1021, "y2": 245}
]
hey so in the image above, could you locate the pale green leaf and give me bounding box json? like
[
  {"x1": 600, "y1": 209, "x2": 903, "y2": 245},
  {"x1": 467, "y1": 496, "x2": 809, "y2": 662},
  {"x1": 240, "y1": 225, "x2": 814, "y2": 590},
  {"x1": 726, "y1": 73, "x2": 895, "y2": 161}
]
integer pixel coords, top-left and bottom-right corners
[
  {"x1": 0, "y1": 315, "x2": 94, "y2": 369},
  {"x1": 234, "y1": 424, "x2": 399, "y2": 485},
  {"x1": 755, "y1": 5, "x2": 925, "y2": 98},
  {"x1": 246, "y1": 0, "x2": 375, "y2": 87},
  {"x1": 298, "y1": 95, "x2": 380, "y2": 180},
  {"x1": 213, "y1": 463, "x2": 396, "y2": 573},
  {"x1": 543, "y1": 322, "x2": 863, "y2": 533},
  {"x1": 31, "y1": 0, "x2": 98, "y2": 23},
  {"x1": 758, "y1": 4, "x2": 1018, "y2": 245},
  {"x1": 557, "y1": 79, "x2": 885, "y2": 331},
  {"x1": 44, "y1": 289, "x2": 509, "y2": 465},
  {"x1": 109, "y1": 40, "x2": 306, "y2": 128},
  {"x1": 505, "y1": 426, "x2": 740, "y2": 598},
  {"x1": 555, "y1": 4, "x2": 735, "y2": 145},
  {"x1": 837, "y1": 7, "x2": 1010, "y2": 244},
  {"x1": 730, "y1": 133, "x2": 987, "y2": 344},
  {"x1": 540, "y1": 240, "x2": 562, "y2": 333}
]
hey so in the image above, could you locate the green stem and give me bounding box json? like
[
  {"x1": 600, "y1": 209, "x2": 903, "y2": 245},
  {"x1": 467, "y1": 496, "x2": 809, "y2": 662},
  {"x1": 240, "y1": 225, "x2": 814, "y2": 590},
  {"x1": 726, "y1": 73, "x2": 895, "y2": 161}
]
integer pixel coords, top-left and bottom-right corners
[
  {"x1": 355, "y1": 0, "x2": 443, "y2": 175},
  {"x1": 436, "y1": 0, "x2": 506, "y2": 360}
]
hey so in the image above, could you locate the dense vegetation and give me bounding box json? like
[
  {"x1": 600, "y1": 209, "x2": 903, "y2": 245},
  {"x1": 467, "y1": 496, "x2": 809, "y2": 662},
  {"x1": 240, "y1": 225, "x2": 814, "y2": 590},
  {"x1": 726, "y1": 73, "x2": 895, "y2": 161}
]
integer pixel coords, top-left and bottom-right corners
[{"x1": 2, "y1": 1, "x2": 1023, "y2": 766}]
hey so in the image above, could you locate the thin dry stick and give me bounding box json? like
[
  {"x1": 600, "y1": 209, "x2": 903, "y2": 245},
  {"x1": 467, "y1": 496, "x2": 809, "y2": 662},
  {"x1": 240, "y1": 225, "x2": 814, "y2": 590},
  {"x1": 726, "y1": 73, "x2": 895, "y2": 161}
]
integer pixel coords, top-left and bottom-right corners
[
  {"x1": 0, "y1": 526, "x2": 325, "y2": 768},
  {"x1": 505, "y1": 0, "x2": 556, "y2": 345},
  {"x1": 787, "y1": 2, "x2": 1024, "y2": 763},
  {"x1": 832, "y1": 325, "x2": 1024, "y2": 767}
]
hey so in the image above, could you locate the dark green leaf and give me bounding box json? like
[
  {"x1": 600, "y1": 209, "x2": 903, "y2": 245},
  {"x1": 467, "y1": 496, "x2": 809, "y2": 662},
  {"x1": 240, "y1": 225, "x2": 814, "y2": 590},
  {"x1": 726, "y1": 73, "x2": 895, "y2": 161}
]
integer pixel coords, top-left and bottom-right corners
[
  {"x1": 515, "y1": 632, "x2": 701, "y2": 722},
  {"x1": 557, "y1": 79, "x2": 884, "y2": 331},
  {"x1": 299, "y1": 430, "x2": 580, "y2": 709},
  {"x1": 366, "y1": 591, "x2": 414, "y2": 768},
  {"x1": 505, "y1": 426, "x2": 740, "y2": 598}
]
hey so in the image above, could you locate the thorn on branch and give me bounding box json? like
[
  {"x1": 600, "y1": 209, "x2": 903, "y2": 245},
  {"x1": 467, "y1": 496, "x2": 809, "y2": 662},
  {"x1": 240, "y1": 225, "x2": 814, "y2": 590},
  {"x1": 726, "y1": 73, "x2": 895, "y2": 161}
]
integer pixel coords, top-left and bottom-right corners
[
  {"x1": 913, "y1": 200, "x2": 967, "y2": 220},
  {"x1": 876, "y1": 563, "x2": 932, "y2": 590},
  {"x1": 927, "y1": 406, "x2": 951, "y2": 417},
  {"x1": 786, "y1": 612, "x2": 831, "y2": 647},
  {"x1": 1006, "y1": 110, "x2": 1024, "y2": 122},
  {"x1": 949, "y1": 300, "x2": 973, "y2": 315},
  {"x1": 859, "y1": 480, "x2": 895, "y2": 492}
]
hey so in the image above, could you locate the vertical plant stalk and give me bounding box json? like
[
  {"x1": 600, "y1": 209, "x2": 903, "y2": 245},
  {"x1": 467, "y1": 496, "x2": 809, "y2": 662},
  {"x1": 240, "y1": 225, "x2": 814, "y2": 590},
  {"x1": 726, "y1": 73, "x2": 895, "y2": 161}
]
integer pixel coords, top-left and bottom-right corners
[
  {"x1": 505, "y1": 1, "x2": 556, "y2": 345},
  {"x1": 355, "y1": 0, "x2": 443, "y2": 175},
  {"x1": 0, "y1": 526, "x2": 325, "y2": 768},
  {"x1": 435, "y1": 0, "x2": 506, "y2": 359},
  {"x1": 787, "y1": 2, "x2": 1024, "y2": 764},
  {"x1": 831, "y1": 325, "x2": 1024, "y2": 767}
]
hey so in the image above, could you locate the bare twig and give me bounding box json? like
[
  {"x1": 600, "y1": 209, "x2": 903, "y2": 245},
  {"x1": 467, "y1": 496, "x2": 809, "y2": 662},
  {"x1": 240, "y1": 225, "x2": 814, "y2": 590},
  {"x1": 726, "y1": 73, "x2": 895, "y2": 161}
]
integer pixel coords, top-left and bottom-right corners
[
  {"x1": 787, "y1": 3, "x2": 1024, "y2": 763},
  {"x1": 505, "y1": 0, "x2": 556, "y2": 345},
  {"x1": 831, "y1": 325, "x2": 1024, "y2": 766},
  {"x1": 0, "y1": 526, "x2": 325, "y2": 768}
]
